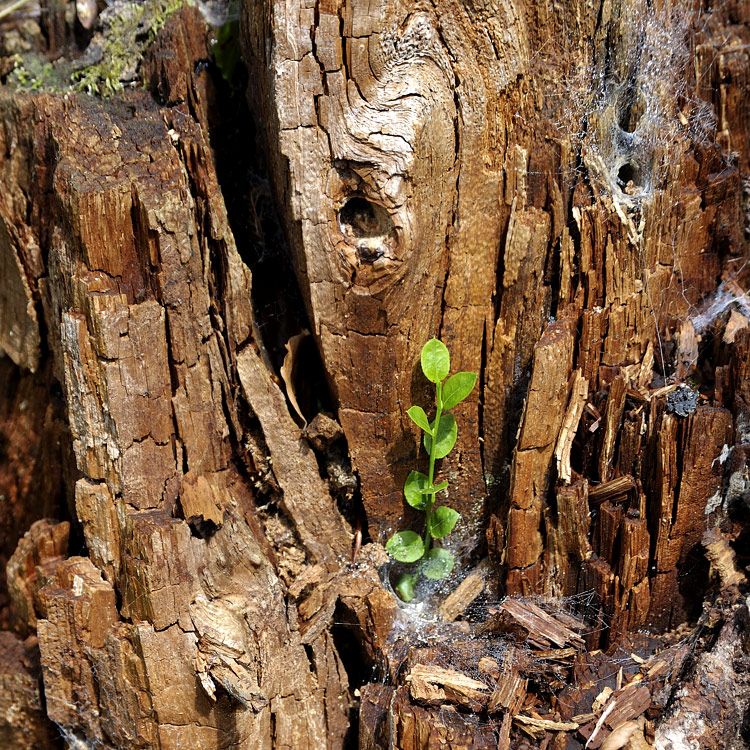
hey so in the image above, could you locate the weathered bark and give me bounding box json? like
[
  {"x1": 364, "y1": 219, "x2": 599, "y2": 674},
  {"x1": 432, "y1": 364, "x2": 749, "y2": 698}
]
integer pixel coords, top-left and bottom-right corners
[
  {"x1": 0, "y1": 0, "x2": 749, "y2": 748},
  {"x1": 244, "y1": 0, "x2": 750, "y2": 627},
  {"x1": 243, "y1": 0, "x2": 749, "y2": 599},
  {"x1": 1, "y1": 8, "x2": 354, "y2": 747}
]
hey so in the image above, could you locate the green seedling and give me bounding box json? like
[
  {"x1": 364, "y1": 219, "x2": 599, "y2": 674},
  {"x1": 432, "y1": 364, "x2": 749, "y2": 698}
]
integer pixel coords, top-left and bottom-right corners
[{"x1": 385, "y1": 338, "x2": 477, "y2": 601}]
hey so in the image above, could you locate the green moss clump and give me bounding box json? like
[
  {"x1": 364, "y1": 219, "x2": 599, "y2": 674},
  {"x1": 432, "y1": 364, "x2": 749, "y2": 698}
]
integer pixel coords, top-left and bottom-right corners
[
  {"x1": 4, "y1": 0, "x2": 189, "y2": 97},
  {"x1": 148, "y1": 0, "x2": 187, "y2": 40},
  {"x1": 72, "y1": 0, "x2": 189, "y2": 97}
]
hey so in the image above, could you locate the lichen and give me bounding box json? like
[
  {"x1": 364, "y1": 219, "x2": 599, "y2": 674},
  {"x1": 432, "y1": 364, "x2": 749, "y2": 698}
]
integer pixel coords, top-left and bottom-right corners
[{"x1": 7, "y1": 53, "x2": 69, "y2": 92}]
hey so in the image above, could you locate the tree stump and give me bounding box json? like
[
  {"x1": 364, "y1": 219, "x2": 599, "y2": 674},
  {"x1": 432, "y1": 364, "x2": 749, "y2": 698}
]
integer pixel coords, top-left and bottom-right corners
[{"x1": 0, "y1": 0, "x2": 748, "y2": 748}]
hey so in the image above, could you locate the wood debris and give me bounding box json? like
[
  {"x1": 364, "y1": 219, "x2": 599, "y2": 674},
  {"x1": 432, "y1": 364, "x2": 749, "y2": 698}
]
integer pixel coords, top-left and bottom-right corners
[
  {"x1": 6, "y1": 520, "x2": 70, "y2": 631},
  {"x1": 588, "y1": 475, "x2": 637, "y2": 506},
  {"x1": 357, "y1": 584, "x2": 750, "y2": 750},
  {"x1": 488, "y1": 672, "x2": 527, "y2": 715},
  {"x1": 514, "y1": 714, "x2": 579, "y2": 734},
  {"x1": 599, "y1": 721, "x2": 640, "y2": 750},
  {"x1": 579, "y1": 683, "x2": 651, "y2": 748},
  {"x1": 723, "y1": 309, "x2": 749, "y2": 344},
  {"x1": 702, "y1": 526, "x2": 747, "y2": 588},
  {"x1": 279, "y1": 329, "x2": 310, "y2": 424},
  {"x1": 406, "y1": 664, "x2": 490, "y2": 710},
  {"x1": 439, "y1": 558, "x2": 490, "y2": 622},
  {"x1": 484, "y1": 597, "x2": 586, "y2": 649},
  {"x1": 556, "y1": 369, "x2": 589, "y2": 483}
]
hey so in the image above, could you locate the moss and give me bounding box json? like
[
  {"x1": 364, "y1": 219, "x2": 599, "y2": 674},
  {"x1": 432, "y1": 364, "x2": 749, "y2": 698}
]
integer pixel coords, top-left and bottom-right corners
[
  {"x1": 71, "y1": 0, "x2": 189, "y2": 97},
  {"x1": 148, "y1": 0, "x2": 187, "y2": 40},
  {"x1": 5, "y1": 0, "x2": 190, "y2": 97}
]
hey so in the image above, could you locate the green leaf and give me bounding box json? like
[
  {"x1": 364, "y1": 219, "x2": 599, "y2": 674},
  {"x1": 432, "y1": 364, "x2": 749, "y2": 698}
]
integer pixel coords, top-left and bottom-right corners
[
  {"x1": 407, "y1": 405, "x2": 432, "y2": 434},
  {"x1": 421, "y1": 339, "x2": 450, "y2": 383},
  {"x1": 423, "y1": 414, "x2": 457, "y2": 459},
  {"x1": 421, "y1": 548, "x2": 454, "y2": 580},
  {"x1": 442, "y1": 372, "x2": 477, "y2": 411},
  {"x1": 404, "y1": 471, "x2": 430, "y2": 510},
  {"x1": 395, "y1": 573, "x2": 417, "y2": 602},
  {"x1": 385, "y1": 531, "x2": 425, "y2": 563},
  {"x1": 416, "y1": 480, "x2": 449, "y2": 495},
  {"x1": 428, "y1": 507, "x2": 460, "y2": 539}
]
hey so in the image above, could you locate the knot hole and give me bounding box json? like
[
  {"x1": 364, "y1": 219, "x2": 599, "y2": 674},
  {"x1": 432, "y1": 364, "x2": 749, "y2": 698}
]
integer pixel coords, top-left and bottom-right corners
[{"x1": 338, "y1": 197, "x2": 396, "y2": 262}]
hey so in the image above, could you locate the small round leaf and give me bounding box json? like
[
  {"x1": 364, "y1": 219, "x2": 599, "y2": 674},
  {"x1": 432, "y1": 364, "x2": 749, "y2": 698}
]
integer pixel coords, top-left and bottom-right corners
[
  {"x1": 385, "y1": 531, "x2": 425, "y2": 563},
  {"x1": 395, "y1": 573, "x2": 417, "y2": 602},
  {"x1": 423, "y1": 413, "x2": 457, "y2": 459},
  {"x1": 407, "y1": 405, "x2": 432, "y2": 434},
  {"x1": 421, "y1": 339, "x2": 450, "y2": 383},
  {"x1": 404, "y1": 471, "x2": 430, "y2": 510},
  {"x1": 415, "y1": 480, "x2": 449, "y2": 495},
  {"x1": 429, "y1": 506, "x2": 460, "y2": 539},
  {"x1": 442, "y1": 372, "x2": 477, "y2": 411},
  {"x1": 421, "y1": 548, "x2": 454, "y2": 580}
]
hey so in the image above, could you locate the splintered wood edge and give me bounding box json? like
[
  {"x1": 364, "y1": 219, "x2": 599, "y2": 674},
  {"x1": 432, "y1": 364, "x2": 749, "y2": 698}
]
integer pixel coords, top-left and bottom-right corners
[{"x1": 438, "y1": 558, "x2": 490, "y2": 622}]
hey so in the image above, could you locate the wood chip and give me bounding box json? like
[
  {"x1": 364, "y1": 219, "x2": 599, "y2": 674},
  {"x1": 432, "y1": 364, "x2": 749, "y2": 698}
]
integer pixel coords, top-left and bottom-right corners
[
  {"x1": 702, "y1": 526, "x2": 747, "y2": 587},
  {"x1": 572, "y1": 712, "x2": 598, "y2": 723},
  {"x1": 588, "y1": 475, "x2": 636, "y2": 505},
  {"x1": 488, "y1": 672, "x2": 527, "y2": 714},
  {"x1": 582, "y1": 684, "x2": 652, "y2": 749},
  {"x1": 724, "y1": 309, "x2": 749, "y2": 344},
  {"x1": 492, "y1": 598, "x2": 585, "y2": 649},
  {"x1": 675, "y1": 318, "x2": 699, "y2": 379},
  {"x1": 477, "y1": 656, "x2": 500, "y2": 679},
  {"x1": 599, "y1": 376, "x2": 627, "y2": 482},
  {"x1": 637, "y1": 341, "x2": 654, "y2": 389},
  {"x1": 279, "y1": 329, "x2": 310, "y2": 424},
  {"x1": 406, "y1": 664, "x2": 490, "y2": 710},
  {"x1": 514, "y1": 714, "x2": 579, "y2": 732},
  {"x1": 439, "y1": 558, "x2": 489, "y2": 622},
  {"x1": 600, "y1": 721, "x2": 640, "y2": 750},
  {"x1": 533, "y1": 647, "x2": 577, "y2": 660}
]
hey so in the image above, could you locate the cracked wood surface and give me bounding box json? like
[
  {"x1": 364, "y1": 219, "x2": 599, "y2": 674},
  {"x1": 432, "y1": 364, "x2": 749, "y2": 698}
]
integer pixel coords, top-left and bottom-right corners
[
  {"x1": 0, "y1": 9, "x2": 353, "y2": 748},
  {"x1": 242, "y1": 0, "x2": 750, "y2": 582},
  {"x1": 244, "y1": 0, "x2": 527, "y2": 539},
  {"x1": 0, "y1": 1, "x2": 749, "y2": 749},
  {"x1": 240, "y1": 0, "x2": 750, "y2": 744}
]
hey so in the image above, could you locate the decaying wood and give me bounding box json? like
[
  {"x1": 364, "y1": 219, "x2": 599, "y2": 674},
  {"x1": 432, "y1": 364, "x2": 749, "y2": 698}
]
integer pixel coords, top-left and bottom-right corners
[
  {"x1": 438, "y1": 557, "x2": 490, "y2": 623},
  {"x1": 0, "y1": 9, "x2": 352, "y2": 747},
  {"x1": 513, "y1": 714, "x2": 579, "y2": 735},
  {"x1": 0, "y1": 631, "x2": 57, "y2": 749},
  {"x1": 406, "y1": 664, "x2": 490, "y2": 710},
  {"x1": 0, "y1": 356, "x2": 73, "y2": 625},
  {"x1": 485, "y1": 598, "x2": 586, "y2": 650},
  {"x1": 702, "y1": 526, "x2": 747, "y2": 588},
  {"x1": 6, "y1": 518, "x2": 70, "y2": 632},
  {"x1": 245, "y1": 0, "x2": 749, "y2": 561},
  {"x1": 0, "y1": 0, "x2": 749, "y2": 747},
  {"x1": 588, "y1": 476, "x2": 637, "y2": 506},
  {"x1": 356, "y1": 590, "x2": 750, "y2": 750},
  {"x1": 487, "y1": 651, "x2": 527, "y2": 716},
  {"x1": 653, "y1": 597, "x2": 750, "y2": 750},
  {"x1": 556, "y1": 370, "x2": 589, "y2": 485}
]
